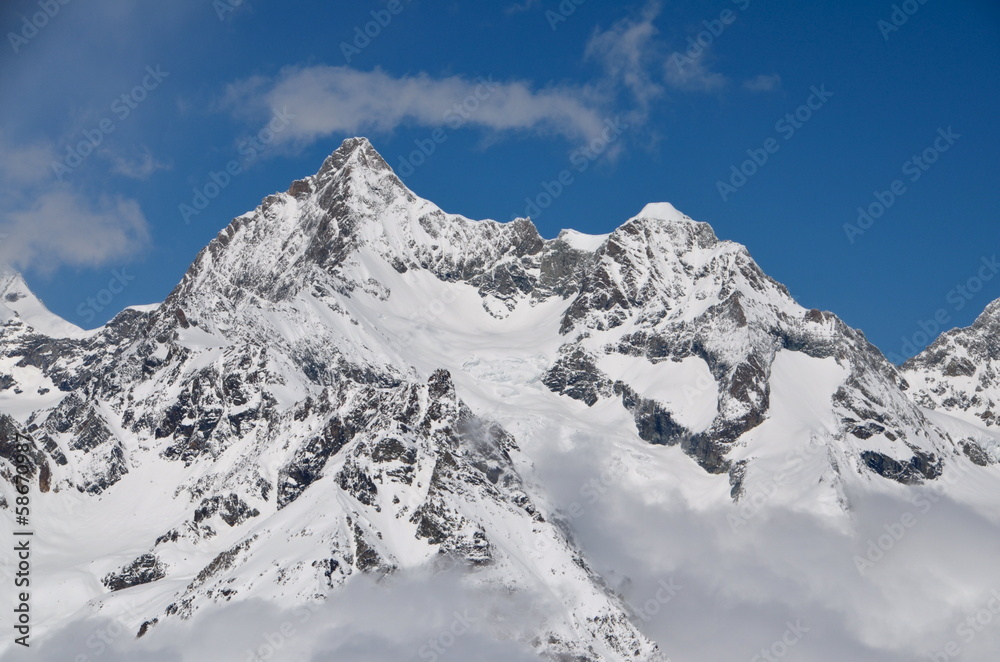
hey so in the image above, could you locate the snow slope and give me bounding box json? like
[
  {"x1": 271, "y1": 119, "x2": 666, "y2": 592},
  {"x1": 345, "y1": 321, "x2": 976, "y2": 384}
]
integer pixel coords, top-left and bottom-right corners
[{"x1": 0, "y1": 267, "x2": 86, "y2": 338}]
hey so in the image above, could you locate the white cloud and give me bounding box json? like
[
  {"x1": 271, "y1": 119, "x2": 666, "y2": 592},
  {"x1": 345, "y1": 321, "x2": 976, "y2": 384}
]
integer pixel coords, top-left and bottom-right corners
[
  {"x1": 530, "y1": 432, "x2": 1000, "y2": 662},
  {"x1": 744, "y1": 73, "x2": 782, "y2": 92},
  {"x1": 221, "y1": 4, "x2": 682, "y2": 153},
  {"x1": 106, "y1": 147, "x2": 170, "y2": 180},
  {"x1": 0, "y1": 188, "x2": 150, "y2": 273},
  {"x1": 32, "y1": 571, "x2": 545, "y2": 662},
  {"x1": 221, "y1": 2, "x2": 770, "y2": 157},
  {"x1": 664, "y1": 49, "x2": 729, "y2": 92},
  {"x1": 0, "y1": 134, "x2": 150, "y2": 273},
  {"x1": 584, "y1": 2, "x2": 665, "y2": 110},
  {"x1": 226, "y1": 66, "x2": 610, "y2": 147},
  {"x1": 0, "y1": 138, "x2": 58, "y2": 187}
]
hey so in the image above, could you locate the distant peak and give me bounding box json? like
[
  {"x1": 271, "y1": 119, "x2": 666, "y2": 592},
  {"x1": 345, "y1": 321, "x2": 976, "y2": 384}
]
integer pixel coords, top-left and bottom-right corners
[
  {"x1": 972, "y1": 297, "x2": 1000, "y2": 329},
  {"x1": 632, "y1": 202, "x2": 692, "y2": 223},
  {"x1": 0, "y1": 268, "x2": 85, "y2": 337},
  {"x1": 0, "y1": 266, "x2": 27, "y2": 294},
  {"x1": 336, "y1": 136, "x2": 375, "y2": 155},
  {"x1": 315, "y1": 137, "x2": 392, "y2": 181},
  {"x1": 620, "y1": 202, "x2": 719, "y2": 248},
  {"x1": 556, "y1": 229, "x2": 609, "y2": 252}
]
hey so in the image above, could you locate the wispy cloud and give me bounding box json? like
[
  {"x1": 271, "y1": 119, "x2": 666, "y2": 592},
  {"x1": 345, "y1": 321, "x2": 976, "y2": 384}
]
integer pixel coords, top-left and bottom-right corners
[
  {"x1": 0, "y1": 188, "x2": 150, "y2": 274},
  {"x1": 106, "y1": 147, "x2": 171, "y2": 180},
  {"x1": 664, "y1": 49, "x2": 729, "y2": 92},
  {"x1": 223, "y1": 66, "x2": 610, "y2": 146},
  {"x1": 744, "y1": 73, "x2": 782, "y2": 92},
  {"x1": 0, "y1": 133, "x2": 150, "y2": 273},
  {"x1": 584, "y1": 2, "x2": 664, "y2": 111},
  {"x1": 0, "y1": 0, "x2": 189, "y2": 275},
  {"x1": 220, "y1": 2, "x2": 775, "y2": 161}
]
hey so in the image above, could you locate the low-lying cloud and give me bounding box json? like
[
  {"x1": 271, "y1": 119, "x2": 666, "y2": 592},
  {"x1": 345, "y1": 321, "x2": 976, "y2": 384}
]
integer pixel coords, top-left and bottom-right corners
[
  {"x1": 31, "y1": 572, "x2": 544, "y2": 662},
  {"x1": 530, "y1": 431, "x2": 1000, "y2": 662}
]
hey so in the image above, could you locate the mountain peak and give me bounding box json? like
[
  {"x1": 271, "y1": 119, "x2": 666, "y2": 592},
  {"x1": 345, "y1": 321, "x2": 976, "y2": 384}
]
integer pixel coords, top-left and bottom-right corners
[
  {"x1": 632, "y1": 202, "x2": 690, "y2": 223},
  {"x1": 0, "y1": 267, "x2": 85, "y2": 337},
  {"x1": 618, "y1": 201, "x2": 719, "y2": 250},
  {"x1": 979, "y1": 297, "x2": 1000, "y2": 321},
  {"x1": 315, "y1": 136, "x2": 393, "y2": 183}
]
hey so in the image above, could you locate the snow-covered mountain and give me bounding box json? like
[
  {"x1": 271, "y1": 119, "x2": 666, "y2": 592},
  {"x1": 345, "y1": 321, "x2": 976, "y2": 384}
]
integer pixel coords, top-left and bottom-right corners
[
  {"x1": 898, "y1": 299, "x2": 1000, "y2": 481},
  {"x1": 0, "y1": 267, "x2": 86, "y2": 340},
  {"x1": 903, "y1": 300, "x2": 1000, "y2": 435},
  {"x1": 2, "y1": 138, "x2": 1000, "y2": 662}
]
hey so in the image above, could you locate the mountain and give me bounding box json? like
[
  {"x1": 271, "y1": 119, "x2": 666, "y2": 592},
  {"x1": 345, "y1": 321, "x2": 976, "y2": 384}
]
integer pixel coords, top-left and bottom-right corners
[
  {"x1": 902, "y1": 299, "x2": 1000, "y2": 458},
  {"x1": 2, "y1": 138, "x2": 999, "y2": 661},
  {"x1": 0, "y1": 267, "x2": 86, "y2": 339}
]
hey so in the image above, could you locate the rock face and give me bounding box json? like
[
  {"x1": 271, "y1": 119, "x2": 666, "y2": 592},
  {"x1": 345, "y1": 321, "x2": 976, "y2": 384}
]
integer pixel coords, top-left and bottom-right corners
[
  {"x1": 903, "y1": 299, "x2": 1000, "y2": 426},
  {"x1": 0, "y1": 137, "x2": 995, "y2": 660},
  {"x1": 902, "y1": 299, "x2": 1000, "y2": 462},
  {"x1": 103, "y1": 554, "x2": 167, "y2": 592}
]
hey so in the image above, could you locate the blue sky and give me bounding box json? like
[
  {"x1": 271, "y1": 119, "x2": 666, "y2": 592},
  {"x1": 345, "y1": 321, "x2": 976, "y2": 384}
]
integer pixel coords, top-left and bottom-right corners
[{"x1": 0, "y1": 0, "x2": 997, "y2": 362}]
